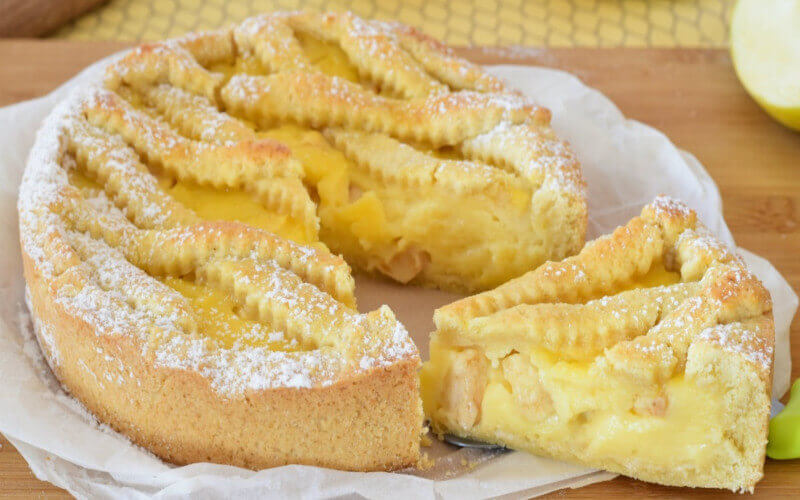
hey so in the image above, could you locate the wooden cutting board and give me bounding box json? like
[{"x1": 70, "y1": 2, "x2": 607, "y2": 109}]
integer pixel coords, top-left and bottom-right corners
[{"x1": 1, "y1": 40, "x2": 798, "y2": 499}]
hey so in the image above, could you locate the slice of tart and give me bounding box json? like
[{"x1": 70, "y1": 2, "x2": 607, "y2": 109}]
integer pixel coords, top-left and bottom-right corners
[{"x1": 421, "y1": 197, "x2": 774, "y2": 491}]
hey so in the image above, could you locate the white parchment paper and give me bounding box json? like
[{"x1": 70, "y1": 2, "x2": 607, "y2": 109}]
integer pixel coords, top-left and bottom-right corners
[{"x1": 0, "y1": 59, "x2": 795, "y2": 499}]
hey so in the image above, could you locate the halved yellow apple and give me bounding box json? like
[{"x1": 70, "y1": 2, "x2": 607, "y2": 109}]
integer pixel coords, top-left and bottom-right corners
[{"x1": 730, "y1": 0, "x2": 800, "y2": 131}]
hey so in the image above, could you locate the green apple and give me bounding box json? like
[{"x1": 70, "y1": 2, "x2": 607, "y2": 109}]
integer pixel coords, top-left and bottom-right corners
[{"x1": 768, "y1": 379, "x2": 800, "y2": 459}]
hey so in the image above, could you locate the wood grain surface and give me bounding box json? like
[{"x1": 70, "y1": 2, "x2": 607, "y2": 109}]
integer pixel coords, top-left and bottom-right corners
[{"x1": 0, "y1": 40, "x2": 798, "y2": 499}]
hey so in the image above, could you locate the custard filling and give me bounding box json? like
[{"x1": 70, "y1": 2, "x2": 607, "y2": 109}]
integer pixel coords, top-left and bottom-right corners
[
  {"x1": 421, "y1": 341, "x2": 729, "y2": 467},
  {"x1": 161, "y1": 177, "x2": 311, "y2": 243},
  {"x1": 622, "y1": 260, "x2": 681, "y2": 290},
  {"x1": 419, "y1": 258, "x2": 732, "y2": 470},
  {"x1": 295, "y1": 32, "x2": 361, "y2": 83}
]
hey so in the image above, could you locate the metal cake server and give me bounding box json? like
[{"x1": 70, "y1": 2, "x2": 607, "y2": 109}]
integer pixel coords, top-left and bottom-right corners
[{"x1": 443, "y1": 433, "x2": 508, "y2": 450}]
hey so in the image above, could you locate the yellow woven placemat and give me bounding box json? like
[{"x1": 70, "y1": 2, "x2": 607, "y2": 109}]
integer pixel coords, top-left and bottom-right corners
[{"x1": 53, "y1": 0, "x2": 734, "y2": 47}]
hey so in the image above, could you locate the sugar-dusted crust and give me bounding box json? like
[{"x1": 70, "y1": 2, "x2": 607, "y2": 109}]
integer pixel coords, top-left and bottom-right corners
[
  {"x1": 19, "y1": 101, "x2": 422, "y2": 470},
  {"x1": 18, "y1": 27, "x2": 420, "y2": 470},
  {"x1": 18, "y1": 10, "x2": 586, "y2": 471},
  {"x1": 24, "y1": 254, "x2": 420, "y2": 471},
  {"x1": 426, "y1": 196, "x2": 774, "y2": 491}
]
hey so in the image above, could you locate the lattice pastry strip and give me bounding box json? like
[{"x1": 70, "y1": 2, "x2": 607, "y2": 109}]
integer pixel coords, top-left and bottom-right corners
[
  {"x1": 689, "y1": 315, "x2": 774, "y2": 382},
  {"x1": 59, "y1": 188, "x2": 355, "y2": 308},
  {"x1": 390, "y1": 23, "x2": 506, "y2": 93},
  {"x1": 436, "y1": 217, "x2": 668, "y2": 328},
  {"x1": 82, "y1": 88, "x2": 321, "y2": 237},
  {"x1": 39, "y1": 225, "x2": 201, "y2": 359},
  {"x1": 220, "y1": 71, "x2": 538, "y2": 147},
  {"x1": 67, "y1": 117, "x2": 199, "y2": 229},
  {"x1": 700, "y1": 266, "x2": 772, "y2": 325},
  {"x1": 50, "y1": 257, "x2": 159, "y2": 341},
  {"x1": 197, "y1": 258, "x2": 361, "y2": 352},
  {"x1": 176, "y1": 29, "x2": 237, "y2": 67},
  {"x1": 131, "y1": 85, "x2": 320, "y2": 237},
  {"x1": 234, "y1": 14, "x2": 311, "y2": 73},
  {"x1": 461, "y1": 281, "x2": 702, "y2": 361},
  {"x1": 138, "y1": 84, "x2": 255, "y2": 144},
  {"x1": 674, "y1": 227, "x2": 743, "y2": 281},
  {"x1": 323, "y1": 128, "x2": 524, "y2": 195},
  {"x1": 56, "y1": 183, "x2": 366, "y2": 365},
  {"x1": 288, "y1": 11, "x2": 446, "y2": 99},
  {"x1": 603, "y1": 264, "x2": 773, "y2": 383},
  {"x1": 65, "y1": 230, "x2": 199, "y2": 334},
  {"x1": 252, "y1": 178, "x2": 319, "y2": 236},
  {"x1": 104, "y1": 43, "x2": 225, "y2": 101},
  {"x1": 460, "y1": 122, "x2": 579, "y2": 191},
  {"x1": 84, "y1": 88, "x2": 302, "y2": 186}
]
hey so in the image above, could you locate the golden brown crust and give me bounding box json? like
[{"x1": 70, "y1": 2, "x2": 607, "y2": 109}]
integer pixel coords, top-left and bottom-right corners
[{"x1": 24, "y1": 248, "x2": 420, "y2": 470}]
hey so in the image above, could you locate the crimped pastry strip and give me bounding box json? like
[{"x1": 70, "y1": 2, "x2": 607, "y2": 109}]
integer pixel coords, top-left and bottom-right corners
[
  {"x1": 134, "y1": 225, "x2": 356, "y2": 309},
  {"x1": 462, "y1": 282, "x2": 701, "y2": 361},
  {"x1": 642, "y1": 196, "x2": 742, "y2": 279},
  {"x1": 324, "y1": 128, "x2": 524, "y2": 195},
  {"x1": 104, "y1": 43, "x2": 224, "y2": 100},
  {"x1": 288, "y1": 11, "x2": 445, "y2": 99},
  {"x1": 139, "y1": 84, "x2": 255, "y2": 144},
  {"x1": 67, "y1": 118, "x2": 199, "y2": 229},
  {"x1": 391, "y1": 23, "x2": 506, "y2": 92},
  {"x1": 250, "y1": 177, "x2": 319, "y2": 238},
  {"x1": 197, "y1": 258, "x2": 360, "y2": 350},
  {"x1": 601, "y1": 265, "x2": 772, "y2": 385},
  {"x1": 124, "y1": 86, "x2": 319, "y2": 236},
  {"x1": 82, "y1": 88, "x2": 320, "y2": 235},
  {"x1": 460, "y1": 122, "x2": 578, "y2": 190},
  {"x1": 66, "y1": 230, "x2": 199, "y2": 333},
  {"x1": 58, "y1": 188, "x2": 355, "y2": 308},
  {"x1": 84, "y1": 88, "x2": 302, "y2": 187},
  {"x1": 234, "y1": 14, "x2": 311, "y2": 72},
  {"x1": 176, "y1": 29, "x2": 237, "y2": 67},
  {"x1": 436, "y1": 217, "x2": 667, "y2": 329},
  {"x1": 221, "y1": 71, "x2": 538, "y2": 147}
]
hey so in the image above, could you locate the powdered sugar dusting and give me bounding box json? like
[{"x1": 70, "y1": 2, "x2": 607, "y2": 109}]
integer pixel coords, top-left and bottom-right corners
[
  {"x1": 461, "y1": 120, "x2": 584, "y2": 196},
  {"x1": 697, "y1": 322, "x2": 773, "y2": 372},
  {"x1": 19, "y1": 75, "x2": 418, "y2": 397},
  {"x1": 23, "y1": 287, "x2": 61, "y2": 370},
  {"x1": 650, "y1": 194, "x2": 694, "y2": 220}
]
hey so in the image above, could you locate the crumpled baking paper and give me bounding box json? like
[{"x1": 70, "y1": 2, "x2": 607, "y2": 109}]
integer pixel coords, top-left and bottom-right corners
[{"x1": 0, "y1": 58, "x2": 795, "y2": 499}]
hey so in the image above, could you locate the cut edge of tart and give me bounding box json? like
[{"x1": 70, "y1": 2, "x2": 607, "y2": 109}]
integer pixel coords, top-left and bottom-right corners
[{"x1": 421, "y1": 196, "x2": 774, "y2": 491}]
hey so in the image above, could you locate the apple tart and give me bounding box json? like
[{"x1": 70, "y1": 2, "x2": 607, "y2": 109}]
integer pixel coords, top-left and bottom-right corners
[
  {"x1": 421, "y1": 197, "x2": 774, "y2": 491},
  {"x1": 16, "y1": 11, "x2": 588, "y2": 471},
  {"x1": 20, "y1": 10, "x2": 587, "y2": 471}
]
